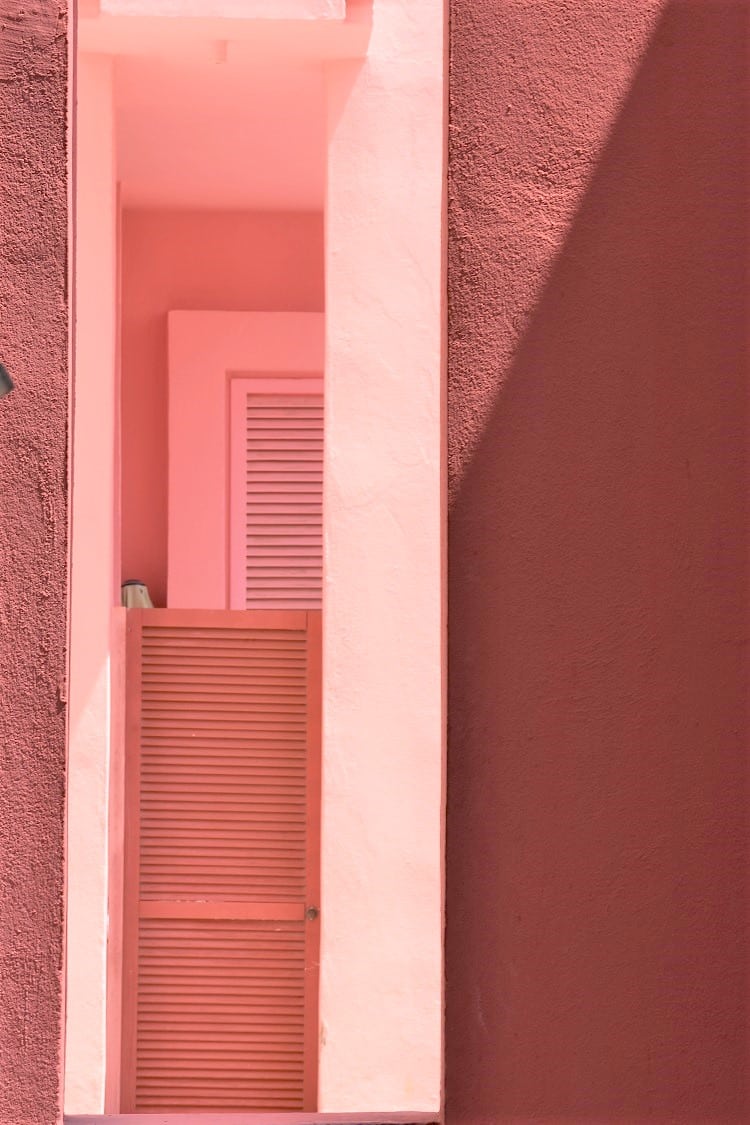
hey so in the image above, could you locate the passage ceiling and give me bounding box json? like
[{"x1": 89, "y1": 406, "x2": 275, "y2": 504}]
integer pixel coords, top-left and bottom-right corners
[
  {"x1": 114, "y1": 51, "x2": 325, "y2": 210},
  {"x1": 79, "y1": 7, "x2": 368, "y2": 210}
]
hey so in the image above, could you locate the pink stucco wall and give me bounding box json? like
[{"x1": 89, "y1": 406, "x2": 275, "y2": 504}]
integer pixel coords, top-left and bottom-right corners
[
  {"x1": 447, "y1": 1, "x2": 749, "y2": 1121},
  {"x1": 121, "y1": 209, "x2": 324, "y2": 607},
  {"x1": 75, "y1": 3, "x2": 444, "y2": 1103},
  {"x1": 0, "y1": 3, "x2": 69, "y2": 1123}
]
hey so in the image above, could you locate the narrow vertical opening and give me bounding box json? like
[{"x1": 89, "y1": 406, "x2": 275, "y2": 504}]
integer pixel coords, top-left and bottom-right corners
[
  {"x1": 67, "y1": 2, "x2": 444, "y2": 1119},
  {"x1": 70, "y1": 6, "x2": 327, "y2": 1114}
]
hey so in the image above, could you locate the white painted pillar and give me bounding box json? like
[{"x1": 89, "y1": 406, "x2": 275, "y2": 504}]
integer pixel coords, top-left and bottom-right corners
[
  {"x1": 65, "y1": 54, "x2": 117, "y2": 1115},
  {"x1": 321, "y1": 0, "x2": 445, "y2": 1110}
]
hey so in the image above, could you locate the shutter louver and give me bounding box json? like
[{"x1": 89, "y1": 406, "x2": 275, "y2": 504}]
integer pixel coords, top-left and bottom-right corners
[
  {"x1": 241, "y1": 393, "x2": 323, "y2": 610},
  {"x1": 122, "y1": 610, "x2": 321, "y2": 1113},
  {"x1": 135, "y1": 918, "x2": 306, "y2": 1111}
]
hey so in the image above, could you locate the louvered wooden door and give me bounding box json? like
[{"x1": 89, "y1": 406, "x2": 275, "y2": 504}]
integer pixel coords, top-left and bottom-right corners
[
  {"x1": 230, "y1": 380, "x2": 324, "y2": 611},
  {"x1": 121, "y1": 609, "x2": 321, "y2": 1113}
]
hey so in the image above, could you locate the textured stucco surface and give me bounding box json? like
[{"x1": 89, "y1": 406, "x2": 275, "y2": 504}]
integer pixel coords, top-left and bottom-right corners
[
  {"x1": 447, "y1": 1, "x2": 748, "y2": 1121},
  {"x1": 0, "y1": 2, "x2": 68, "y2": 1123}
]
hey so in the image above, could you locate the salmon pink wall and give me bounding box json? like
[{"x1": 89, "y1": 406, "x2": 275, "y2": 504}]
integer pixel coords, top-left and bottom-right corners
[
  {"x1": 448, "y1": 1, "x2": 749, "y2": 1121},
  {"x1": 167, "y1": 311, "x2": 324, "y2": 608},
  {"x1": 0, "y1": 3, "x2": 68, "y2": 1122},
  {"x1": 97, "y1": 0, "x2": 345, "y2": 16},
  {"x1": 121, "y1": 209, "x2": 324, "y2": 607}
]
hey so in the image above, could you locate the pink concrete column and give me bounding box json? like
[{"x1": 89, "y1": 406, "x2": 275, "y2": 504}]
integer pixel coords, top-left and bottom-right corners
[
  {"x1": 322, "y1": 0, "x2": 445, "y2": 1110},
  {"x1": 0, "y1": 3, "x2": 69, "y2": 1123},
  {"x1": 65, "y1": 55, "x2": 118, "y2": 1115}
]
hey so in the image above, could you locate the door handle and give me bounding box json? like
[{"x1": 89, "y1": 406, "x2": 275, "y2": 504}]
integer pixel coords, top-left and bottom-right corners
[{"x1": 305, "y1": 906, "x2": 319, "y2": 921}]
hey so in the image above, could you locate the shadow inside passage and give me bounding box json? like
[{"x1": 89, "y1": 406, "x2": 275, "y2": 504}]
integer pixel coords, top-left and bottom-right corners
[{"x1": 447, "y1": 1, "x2": 749, "y2": 1120}]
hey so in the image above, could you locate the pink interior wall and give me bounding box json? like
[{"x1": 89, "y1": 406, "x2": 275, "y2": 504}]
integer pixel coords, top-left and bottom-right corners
[
  {"x1": 0, "y1": 4, "x2": 68, "y2": 1123},
  {"x1": 98, "y1": 0, "x2": 345, "y2": 16},
  {"x1": 447, "y1": 1, "x2": 748, "y2": 1121},
  {"x1": 166, "y1": 311, "x2": 324, "y2": 609},
  {"x1": 121, "y1": 209, "x2": 324, "y2": 607}
]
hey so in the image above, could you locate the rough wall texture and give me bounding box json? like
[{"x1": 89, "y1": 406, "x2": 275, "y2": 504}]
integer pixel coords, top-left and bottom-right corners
[
  {"x1": 447, "y1": 1, "x2": 748, "y2": 1121},
  {"x1": 0, "y1": 2, "x2": 68, "y2": 1123}
]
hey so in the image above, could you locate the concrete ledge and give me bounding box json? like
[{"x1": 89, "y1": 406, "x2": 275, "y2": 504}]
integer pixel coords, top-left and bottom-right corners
[{"x1": 97, "y1": 0, "x2": 345, "y2": 19}]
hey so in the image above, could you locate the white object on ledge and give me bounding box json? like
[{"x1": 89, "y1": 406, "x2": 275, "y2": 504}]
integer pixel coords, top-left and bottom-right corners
[{"x1": 121, "y1": 580, "x2": 153, "y2": 609}]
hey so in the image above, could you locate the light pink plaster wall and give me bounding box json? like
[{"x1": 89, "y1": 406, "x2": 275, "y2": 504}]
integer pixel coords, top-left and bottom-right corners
[
  {"x1": 121, "y1": 209, "x2": 324, "y2": 607},
  {"x1": 321, "y1": 0, "x2": 445, "y2": 1109},
  {"x1": 66, "y1": 53, "x2": 117, "y2": 1116}
]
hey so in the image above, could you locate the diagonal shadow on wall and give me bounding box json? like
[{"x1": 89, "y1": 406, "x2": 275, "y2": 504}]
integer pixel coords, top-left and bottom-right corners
[{"x1": 446, "y1": 1, "x2": 748, "y2": 1120}]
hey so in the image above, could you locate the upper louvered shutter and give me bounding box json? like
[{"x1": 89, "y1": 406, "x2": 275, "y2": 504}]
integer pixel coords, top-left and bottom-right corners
[
  {"x1": 121, "y1": 609, "x2": 321, "y2": 1113},
  {"x1": 230, "y1": 380, "x2": 324, "y2": 610}
]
